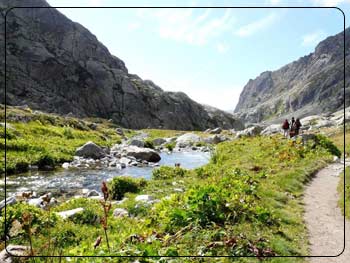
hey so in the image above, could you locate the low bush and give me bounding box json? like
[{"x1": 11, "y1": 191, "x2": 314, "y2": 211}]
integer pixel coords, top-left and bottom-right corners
[
  {"x1": 63, "y1": 127, "x2": 74, "y2": 139},
  {"x1": 108, "y1": 176, "x2": 147, "y2": 200},
  {"x1": 164, "y1": 142, "x2": 175, "y2": 152},
  {"x1": 144, "y1": 140, "x2": 155, "y2": 149},
  {"x1": 36, "y1": 153, "x2": 56, "y2": 169},
  {"x1": 152, "y1": 166, "x2": 187, "y2": 180},
  {"x1": 315, "y1": 134, "x2": 341, "y2": 158}
]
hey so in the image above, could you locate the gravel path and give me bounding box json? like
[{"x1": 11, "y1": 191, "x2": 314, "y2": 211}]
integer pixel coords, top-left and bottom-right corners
[{"x1": 304, "y1": 161, "x2": 349, "y2": 263}]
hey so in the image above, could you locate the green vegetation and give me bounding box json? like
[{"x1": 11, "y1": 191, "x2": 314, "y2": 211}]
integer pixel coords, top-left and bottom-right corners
[
  {"x1": 164, "y1": 141, "x2": 176, "y2": 152},
  {"x1": 144, "y1": 139, "x2": 155, "y2": 149},
  {"x1": 338, "y1": 167, "x2": 350, "y2": 219},
  {"x1": 328, "y1": 124, "x2": 350, "y2": 157},
  {"x1": 0, "y1": 134, "x2": 336, "y2": 261},
  {"x1": 0, "y1": 106, "x2": 122, "y2": 175},
  {"x1": 108, "y1": 176, "x2": 147, "y2": 200},
  {"x1": 152, "y1": 166, "x2": 186, "y2": 180}
]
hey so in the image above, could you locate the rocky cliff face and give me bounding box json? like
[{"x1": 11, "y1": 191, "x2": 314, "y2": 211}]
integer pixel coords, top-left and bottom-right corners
[
  {"x1": 0, "y1": 0, "x2": 243, "y2": 130},
  {"x1": 234, "y1": 27, "x2": 350, "y2": 124}
]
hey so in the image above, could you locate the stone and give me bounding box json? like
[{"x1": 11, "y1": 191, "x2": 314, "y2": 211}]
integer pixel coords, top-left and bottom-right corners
[
  {"x1": 86, "y1": 190, "x2": 100, "y2": 197},
  {"x1": 260, "y1": 124, "x2": 281, "y2": 136},
  {"x1": 209, "y1": 127, "x2": 222, "y2": 134},
  {"x1": 119, "y1": 157, "x2": 131, "y2": 165},
  {"x1": 56, "y1": 208, "x2": 84, "y2": 219},
  {"x1": 333, "y1": 156, "x2": 340, "y2": 162},
  {"x1": 75, "y1": 141, "x2": 105, "y2": 159},
  {"x1": 135, "y1": 195, "x2": 154, "y2": 202},
  {"x1": 176, "y1": 133, "x2": 201, "y2": 148},
  {"x1": 124, "y1": 146, "x2": 161, "y2": 162},
  {"x1": 62, "y1": 162, "x2": 70, "y2": 169},
  {"x1": 0, "y1": 245, "x2": 30, "y2": 263},
  {"x1": 129, "y1": 139, "x2": 145, "y2": 148},
  {"x1": 28, "y1": 198, "x2": 44, "y2": 208},
  {"x1": 113, "y1": 208, "x2": 129, "y2": 218},
  {"x1": 0, "y1": 196, "x2": 16, "y2": 211},
  {"x1": 314, "y1": 119, "x2": 336, "y2": 129},
  {"x1": 235, "y1": 126, "x2": 263, "y2": 138},
  {"x1": 115, "y1": 128, "x2": 124, "y2": 136},
  {"x1": 152, "y1": 138, "x2": 166, "y2": 146},
  {"x1": 205, "y1": 134, "x2": 227, "y2": 144}
]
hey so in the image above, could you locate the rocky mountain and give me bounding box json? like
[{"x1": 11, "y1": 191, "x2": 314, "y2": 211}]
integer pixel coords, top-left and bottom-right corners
[
  {"x1": 234, "y1": 27, "x2": 350, "y2": 124},
  {"x1": 0, "y1": 0, "x2": 243, "y2": 131}
]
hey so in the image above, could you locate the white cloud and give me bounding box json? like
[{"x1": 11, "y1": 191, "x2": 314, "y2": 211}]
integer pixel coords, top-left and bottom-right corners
[
  {"x1": 88, "y1": 0, "x2": 103, "y2": 6},
  {"x1": 127, "y1": 22, "x2": 141, "y2": 31},
  {"x1": 235, "y1": 13, "x2": 277, "y2": 37},
  {"x1": 311, "y1": 0, "x2": 347, "y2": 6},
  {"x1": 302, "y1": 30, "x2": 326, "y2": 46},
  {"x1": 136, "y1": 8, "x2": 236, "y2": 46},
  {"x1": 216, "y1": 42, "x2": 230, "y2": 53},
  {"x1": 267, "y1": 0, "x2": 281, "y2": 4}
]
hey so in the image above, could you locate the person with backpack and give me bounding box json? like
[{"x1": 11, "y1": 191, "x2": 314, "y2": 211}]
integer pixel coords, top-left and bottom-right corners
[
  {"x1": 295, "y1": 118, "x2": 302, "y2": 135},
  {"x1": 289, "y1": 117, "x2": 296, "y2": 138},
  {"x1": 282, "y1": 119, "x2": 290, "y2": 138}
]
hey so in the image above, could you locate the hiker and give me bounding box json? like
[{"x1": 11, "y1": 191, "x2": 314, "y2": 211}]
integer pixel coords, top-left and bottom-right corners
[
  {"x1": 282, "y1": 119, "x2": 290, "y2": 138},
  {"x1": 289, "y1": 117, "x2": 296, "y2": 138},
  {"x1": 295, "y1": 118, "x2": 302, "y2": 135},
  {"x1": 290, "y1": 117, "x2": 295, "y2": 128}
]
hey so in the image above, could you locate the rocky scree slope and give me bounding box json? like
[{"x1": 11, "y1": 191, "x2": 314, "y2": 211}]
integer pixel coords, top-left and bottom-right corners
[
  {"x1": 0, "y1": 0, "x2": 243, "y2": 131},
  {"x1": 234, "y1": 27, "x2": 350, "y2": 124}
]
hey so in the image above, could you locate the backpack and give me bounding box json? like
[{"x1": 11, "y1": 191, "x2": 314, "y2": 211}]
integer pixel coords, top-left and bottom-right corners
[{"x1": 282, "y1": 120, "x2": 289, "y2": 129}]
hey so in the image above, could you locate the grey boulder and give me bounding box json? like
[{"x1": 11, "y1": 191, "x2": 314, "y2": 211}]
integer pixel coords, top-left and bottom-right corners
[
  {"x1": 124, "y1": 146, "x2": 161, "y2": 162},
  {"x1": 75, "y1": 141, "x2": 105, "y2": 159},
  {"x1": 0, "y1": 245, "x2": 30, "y2": 263}
]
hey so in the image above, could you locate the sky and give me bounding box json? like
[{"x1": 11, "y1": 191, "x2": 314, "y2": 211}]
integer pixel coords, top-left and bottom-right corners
[{"x1": 45, "y1": 0, "x2": 350, "y2": 111}]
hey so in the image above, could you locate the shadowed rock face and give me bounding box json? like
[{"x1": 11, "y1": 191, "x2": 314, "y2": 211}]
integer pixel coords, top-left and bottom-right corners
[
  {"x1": 234, "y1": 27, "x2": 350, "y2": 124},
  {"x1": 0, "y1": 0, "x2": 243, "y2": 130}
]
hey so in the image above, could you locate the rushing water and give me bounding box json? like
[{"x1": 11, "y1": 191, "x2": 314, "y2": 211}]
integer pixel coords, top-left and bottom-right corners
[{"x1": 1, "y1": 151, "x2": 210, "y2": 199}]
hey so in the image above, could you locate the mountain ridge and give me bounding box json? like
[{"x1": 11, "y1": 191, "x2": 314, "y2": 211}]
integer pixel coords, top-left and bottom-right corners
[
  {"x1": 234, "y1": 27, "x2": 349, "y2": 124},
  {"x1": 0, "y1": 0, "x2": 244, "y2": 131}
]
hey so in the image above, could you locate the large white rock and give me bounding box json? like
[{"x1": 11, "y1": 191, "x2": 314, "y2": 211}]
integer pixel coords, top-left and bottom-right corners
[
  {"x1": 209, "y1": 127, "x2": 222, "y2": 134},
  {"x1": 314, "y1": 119, "x2": 336, "y2": 129},
  {"x1": 235, "y1": 126, "x2": 263, "y2": 138},
  {"x1": 0, "y1": 245, "x2": 30, "y2": 263},
  {"x1": 56, "y1": 208, "x2": 84, "y2": 219},
  {"x1": 260, "y1": 124, "x2": 282, "y2": 135},
  {"x1": 176, "y1": 133, "x2": 201, "y2": 147},
  {"x1": 0, "y1": 196, "x2": 16, "y2": 211},
  {"x1": 135, "y1": 195, "x2": 154, "y2": 202},
  {"x1": 113, "y1": 208, "x2": 129, "y2": 218}
]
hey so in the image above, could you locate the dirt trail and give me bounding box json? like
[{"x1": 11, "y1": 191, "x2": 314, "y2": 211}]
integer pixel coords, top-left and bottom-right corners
[{"x1": 304, "y1": 161, "x2": 349, "y2": 263}]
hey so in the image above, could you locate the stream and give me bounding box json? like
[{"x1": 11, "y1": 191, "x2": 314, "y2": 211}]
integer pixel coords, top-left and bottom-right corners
[{"x1": 1, "y1": 151, "x2": 210, "y2": 199}]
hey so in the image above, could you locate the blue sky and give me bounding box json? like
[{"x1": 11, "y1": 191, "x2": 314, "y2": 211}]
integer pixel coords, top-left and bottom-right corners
[{"x1": 45, "y1": 0, "x2": 350, "y2": 110}]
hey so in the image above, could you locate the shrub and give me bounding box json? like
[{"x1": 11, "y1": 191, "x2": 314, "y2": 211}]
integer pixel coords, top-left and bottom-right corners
[
  {"x1": 315, "y1": 134, "x2": 341, "y2": 158},
  {"x1": 15, "y1": 161, "x2": 29, "y2": 173},
  {"x1": 0, "y1": 127, "x2": 17, "y2": 140},
  {"x1": 63, "y1": 127, "x2": 74, "y2": 139},
  {"x1": 152, "y1": 166, "x2": 186, "y2": 180},
  {"x1": 144, "y1": 140, "x2": 155, "y2": 149},
  {"x1": 36, "y1": 153, "x2": 56, "y2": 169},
  {"x1": 0, "y1": 202, "x2": 54, "y2": 240},
  {"x1": 165, "y1": 142, "x2": 175, "y2": 152},
  {"x1": 108, "y1": 176, "x2": 147, "y2": 200}
]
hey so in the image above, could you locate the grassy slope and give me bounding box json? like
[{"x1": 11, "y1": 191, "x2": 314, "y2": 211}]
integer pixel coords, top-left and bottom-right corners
[
  {"x1": 338, "y1": 167, "x2": 350, "y2": 219},
  {"x1": 0, "y1": 133, "x2": 336, "y2": 262},
  {"x1": 327, "y1": 124, "x2": 349, "y2": 218},
  {"x1": 0, "y1": 106, "x2": 127, "y2": 175}
]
